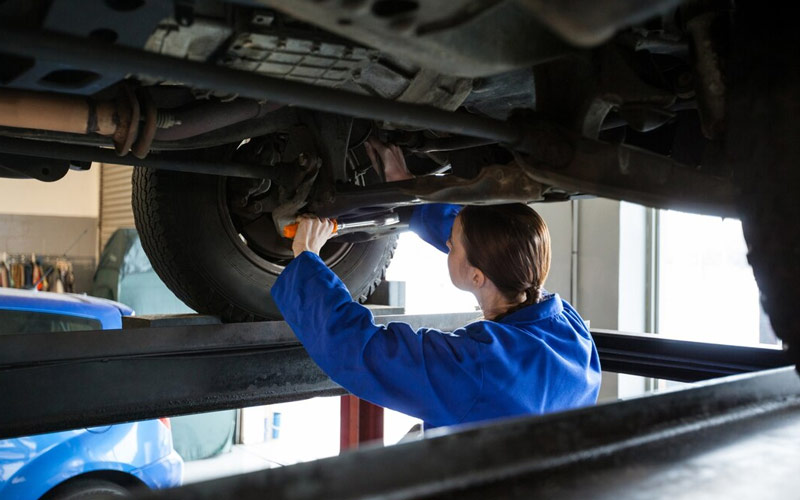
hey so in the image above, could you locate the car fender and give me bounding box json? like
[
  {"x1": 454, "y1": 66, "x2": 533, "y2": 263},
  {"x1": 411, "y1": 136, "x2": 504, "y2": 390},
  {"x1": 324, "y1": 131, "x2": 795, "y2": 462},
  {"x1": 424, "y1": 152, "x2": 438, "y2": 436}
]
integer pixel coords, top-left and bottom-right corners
[{"x1": 0, "y1": 421, "x2": 170, "y2": 500}]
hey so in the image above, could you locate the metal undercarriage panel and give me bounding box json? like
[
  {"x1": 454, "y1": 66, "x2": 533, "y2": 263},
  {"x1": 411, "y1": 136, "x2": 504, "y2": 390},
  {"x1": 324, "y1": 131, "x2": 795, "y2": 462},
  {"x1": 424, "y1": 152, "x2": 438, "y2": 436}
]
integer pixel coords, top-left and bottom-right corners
[{"x1": 259, "y1": 0, "x2": 569, "y2": 78}]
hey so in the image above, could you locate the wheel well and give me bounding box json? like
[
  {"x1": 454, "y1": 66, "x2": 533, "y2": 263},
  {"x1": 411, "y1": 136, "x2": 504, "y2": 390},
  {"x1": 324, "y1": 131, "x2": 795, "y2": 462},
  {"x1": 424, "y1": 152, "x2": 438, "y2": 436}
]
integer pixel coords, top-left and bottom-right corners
[{"x1": 40, "y1": 470, "x2": 149, "y2": 498}]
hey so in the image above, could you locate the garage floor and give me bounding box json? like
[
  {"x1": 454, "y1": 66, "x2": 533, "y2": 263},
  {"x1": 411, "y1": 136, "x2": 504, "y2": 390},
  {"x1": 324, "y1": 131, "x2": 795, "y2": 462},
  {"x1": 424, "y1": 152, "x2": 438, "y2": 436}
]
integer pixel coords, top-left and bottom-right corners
[
  {"x1": 183, "y1": 443, "x2": 282, "y2": 484},
  {"x1": 183, "y1": 403, "x2": 421, "y2": 485}
]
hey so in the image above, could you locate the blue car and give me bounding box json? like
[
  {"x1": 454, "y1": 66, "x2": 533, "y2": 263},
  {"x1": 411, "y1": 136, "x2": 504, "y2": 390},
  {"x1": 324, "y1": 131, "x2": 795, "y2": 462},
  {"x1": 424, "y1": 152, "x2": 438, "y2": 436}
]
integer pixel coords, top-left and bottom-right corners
[{"x1": 0, "y1": 288, "x2": 183, "y2": 499}]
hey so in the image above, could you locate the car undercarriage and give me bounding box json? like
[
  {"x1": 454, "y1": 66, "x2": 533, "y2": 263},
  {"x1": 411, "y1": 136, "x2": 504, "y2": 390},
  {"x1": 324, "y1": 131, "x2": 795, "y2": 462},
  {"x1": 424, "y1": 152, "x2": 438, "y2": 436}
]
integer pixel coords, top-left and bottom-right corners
[{"x1": 0, "y1": 0, "x2": 797, "y2": 366}]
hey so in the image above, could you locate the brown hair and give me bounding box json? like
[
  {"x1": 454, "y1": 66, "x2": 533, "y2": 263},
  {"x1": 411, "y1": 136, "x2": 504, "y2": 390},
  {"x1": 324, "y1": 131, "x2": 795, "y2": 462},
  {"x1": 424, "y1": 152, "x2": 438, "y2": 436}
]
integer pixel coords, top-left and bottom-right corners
[{"x1": 458, "y1": 204, "x2": 551, "y2": 315}]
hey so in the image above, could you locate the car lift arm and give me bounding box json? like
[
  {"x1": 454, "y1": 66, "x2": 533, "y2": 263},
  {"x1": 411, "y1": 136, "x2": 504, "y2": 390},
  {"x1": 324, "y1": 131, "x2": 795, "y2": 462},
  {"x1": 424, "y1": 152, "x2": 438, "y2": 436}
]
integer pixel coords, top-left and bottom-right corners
[{"x1": 0, "y1": 313, "x2": 789, "y2": 440}]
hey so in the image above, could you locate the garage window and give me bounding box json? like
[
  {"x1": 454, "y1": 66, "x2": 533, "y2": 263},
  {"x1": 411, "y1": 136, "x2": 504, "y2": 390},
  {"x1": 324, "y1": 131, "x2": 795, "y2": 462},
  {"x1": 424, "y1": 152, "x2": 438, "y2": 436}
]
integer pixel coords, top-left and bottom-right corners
[
  {"x1": 657, "y1": 210, "x2": 777, "y2": 346},
  {"x1": 384, "y1": 232, "x2": 478, "y2": 314},
  {"x1": 0, "y1": 310, "x2": 102, "y2": 335}
]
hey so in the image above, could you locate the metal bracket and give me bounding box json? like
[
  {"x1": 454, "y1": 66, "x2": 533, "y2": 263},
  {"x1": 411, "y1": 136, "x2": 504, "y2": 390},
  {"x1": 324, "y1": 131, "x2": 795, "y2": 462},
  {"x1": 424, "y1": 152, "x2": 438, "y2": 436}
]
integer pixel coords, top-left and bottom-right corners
[
  {"x1": 310, "y1": 162, "x2": 545, "y2": 218},
  {"x1": 271, "y1": 153, "x2": 321, "y2": 234},
  {"x1": 514, "y1": 116, "x2": 740, "y2": 218}
]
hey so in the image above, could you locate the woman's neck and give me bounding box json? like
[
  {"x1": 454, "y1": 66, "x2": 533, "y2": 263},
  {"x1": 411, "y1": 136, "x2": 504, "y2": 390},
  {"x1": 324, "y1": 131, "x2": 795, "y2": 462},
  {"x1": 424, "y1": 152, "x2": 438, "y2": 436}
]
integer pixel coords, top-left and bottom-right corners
[{"x1": 475, "y1": 287, "x2": 524, "y2": 321}]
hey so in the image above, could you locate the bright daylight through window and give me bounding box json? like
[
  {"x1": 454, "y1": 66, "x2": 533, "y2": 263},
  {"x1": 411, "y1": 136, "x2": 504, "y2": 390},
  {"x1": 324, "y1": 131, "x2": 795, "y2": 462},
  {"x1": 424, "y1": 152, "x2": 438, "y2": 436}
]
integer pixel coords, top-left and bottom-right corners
[{"x1": 658, "y1": 210, "x2": 777, "y2": 347}]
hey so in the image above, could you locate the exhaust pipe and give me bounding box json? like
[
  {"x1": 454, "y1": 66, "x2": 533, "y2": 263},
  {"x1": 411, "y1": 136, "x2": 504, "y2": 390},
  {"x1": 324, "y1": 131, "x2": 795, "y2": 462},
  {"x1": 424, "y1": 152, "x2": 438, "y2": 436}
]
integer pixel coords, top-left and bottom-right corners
[
  {"x1": 0, "y1": 87, "x2": 283, "y2": 158},
  {"x1": 0, "y1": 87, "x2": 144, "y2": 156},
  {"x1": 0, "y1": 88, "x2": 118, "y2": 136}
]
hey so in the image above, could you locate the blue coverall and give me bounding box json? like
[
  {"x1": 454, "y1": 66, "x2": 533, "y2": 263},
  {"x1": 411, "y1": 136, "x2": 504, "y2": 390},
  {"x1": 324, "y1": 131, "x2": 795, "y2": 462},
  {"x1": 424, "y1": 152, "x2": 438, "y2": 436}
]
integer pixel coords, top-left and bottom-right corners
[{"x1": 272, "y1": 204, "x2": 601, "y2": 429}]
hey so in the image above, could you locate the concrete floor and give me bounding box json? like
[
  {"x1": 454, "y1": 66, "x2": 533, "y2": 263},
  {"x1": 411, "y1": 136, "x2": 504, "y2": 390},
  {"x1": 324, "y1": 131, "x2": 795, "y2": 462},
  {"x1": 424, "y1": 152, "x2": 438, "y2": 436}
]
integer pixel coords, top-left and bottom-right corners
[{"x1": 182, "y1": 443, "x2": 284, "y2": 484}]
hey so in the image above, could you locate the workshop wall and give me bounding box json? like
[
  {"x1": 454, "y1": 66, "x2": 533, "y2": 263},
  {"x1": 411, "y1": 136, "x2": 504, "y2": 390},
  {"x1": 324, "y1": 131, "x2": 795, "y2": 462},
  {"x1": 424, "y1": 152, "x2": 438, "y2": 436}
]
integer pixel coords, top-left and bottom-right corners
[
  {"x1": 0, "y1": 168, "x2": 100, "y2": 292},
  {"x1": 572, "y1": 198, "x2": 652, "y2": 401},
  {"x1": 532, "y1": 201, "x2": 572, "y2": 300},
  {"x1": 0, "y1": 168, "x2": 99, "y2": 218}
]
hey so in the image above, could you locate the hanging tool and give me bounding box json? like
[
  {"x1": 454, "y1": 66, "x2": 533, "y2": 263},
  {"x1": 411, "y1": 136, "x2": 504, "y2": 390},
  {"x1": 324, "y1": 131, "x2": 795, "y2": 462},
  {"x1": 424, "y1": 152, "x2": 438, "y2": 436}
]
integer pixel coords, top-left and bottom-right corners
[{"x1": 282, "y1": 214, "x2": 400, "y2": 239}]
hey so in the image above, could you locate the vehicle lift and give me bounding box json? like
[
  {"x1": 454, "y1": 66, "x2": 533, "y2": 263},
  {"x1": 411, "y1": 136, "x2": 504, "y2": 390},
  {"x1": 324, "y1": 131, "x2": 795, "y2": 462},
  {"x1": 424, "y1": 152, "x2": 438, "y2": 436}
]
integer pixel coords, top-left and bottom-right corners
[{"x1": 1, "y1": 311, "x2": 798, "y2": 498}]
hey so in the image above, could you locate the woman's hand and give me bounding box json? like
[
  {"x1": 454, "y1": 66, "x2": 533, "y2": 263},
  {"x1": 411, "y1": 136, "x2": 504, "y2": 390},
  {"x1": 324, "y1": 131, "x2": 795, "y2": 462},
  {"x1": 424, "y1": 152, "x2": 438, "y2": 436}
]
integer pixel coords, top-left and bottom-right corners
[
  {"x1": 365, "y1": 138, "x2": 414, "y2": 182},
  {"x1": 292, "y1": 216, "x2": 336, "y2": 257}
]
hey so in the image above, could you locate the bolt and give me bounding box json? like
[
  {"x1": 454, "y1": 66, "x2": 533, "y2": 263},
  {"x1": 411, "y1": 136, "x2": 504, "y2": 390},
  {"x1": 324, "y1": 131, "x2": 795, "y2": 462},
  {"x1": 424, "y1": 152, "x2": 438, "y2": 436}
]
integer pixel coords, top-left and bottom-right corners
[
  {"x1": 252, "y1": 13, "x2": 275, "y2": 26},
  {"x1": 155, "y1": 112, "x2": 181, "y2": 129}
]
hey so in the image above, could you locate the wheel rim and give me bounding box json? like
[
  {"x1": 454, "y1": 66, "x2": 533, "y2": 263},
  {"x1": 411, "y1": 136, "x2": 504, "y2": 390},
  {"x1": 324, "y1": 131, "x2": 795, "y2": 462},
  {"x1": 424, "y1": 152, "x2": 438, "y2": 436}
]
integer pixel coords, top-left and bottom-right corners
[{"x1": 218, "y1": 178, "x2": 353, "y2": 276}]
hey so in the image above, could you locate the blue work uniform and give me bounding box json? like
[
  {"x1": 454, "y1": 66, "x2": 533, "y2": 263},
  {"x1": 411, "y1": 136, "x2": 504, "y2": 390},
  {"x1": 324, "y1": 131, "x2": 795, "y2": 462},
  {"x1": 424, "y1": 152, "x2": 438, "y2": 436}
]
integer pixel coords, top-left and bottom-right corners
[{"x1": 272, "y1": 204, "x2": 601, "y2": 429}]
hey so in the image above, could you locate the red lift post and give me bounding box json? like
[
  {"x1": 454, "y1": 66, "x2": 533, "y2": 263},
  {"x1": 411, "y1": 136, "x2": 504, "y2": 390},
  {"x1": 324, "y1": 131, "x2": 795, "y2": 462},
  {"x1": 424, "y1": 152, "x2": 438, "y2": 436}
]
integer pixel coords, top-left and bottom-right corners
[{"x1": 340, "y1": 396, "x2": 384, "y2": 451}]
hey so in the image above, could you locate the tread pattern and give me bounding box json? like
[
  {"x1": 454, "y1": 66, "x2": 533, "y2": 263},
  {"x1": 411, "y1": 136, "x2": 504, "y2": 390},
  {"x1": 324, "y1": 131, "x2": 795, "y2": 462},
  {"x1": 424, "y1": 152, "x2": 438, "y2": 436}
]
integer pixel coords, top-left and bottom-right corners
[
  {"x1": 132, "y1": 167, "x2": 397, "y2": 321},
  {"x1": 43, "y1": 478, "x2": 129, "y2": 499},
  {"x1": 356, "y1": 238, "x2": 397, "y2": 304},
  {"x1": 132, "y1": 167, "x2": 233, "y2": 317}
]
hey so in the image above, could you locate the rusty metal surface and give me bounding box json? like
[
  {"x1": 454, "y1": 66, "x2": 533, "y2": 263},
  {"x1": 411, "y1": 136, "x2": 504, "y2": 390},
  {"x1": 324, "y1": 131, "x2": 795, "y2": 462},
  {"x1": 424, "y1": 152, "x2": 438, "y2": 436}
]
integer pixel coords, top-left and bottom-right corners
[
  {"x1": 112, "y1": 84, "x2": 139, "y2": 156},
  {"x1": 515, "y1": 117, "x2": 739, "y2": 217},
  {"x1": 310, "y1": 162, "x2": 545, "y2": 218},
  {"x1": 131, "y1": 90, "x2": 158, "y2": 159},
  {"x1": 0, "y1": 89, "x2": 94, "y2": 135},
  {"x1": 152, "y1": 99, "x2": 284, "y2": 142}
]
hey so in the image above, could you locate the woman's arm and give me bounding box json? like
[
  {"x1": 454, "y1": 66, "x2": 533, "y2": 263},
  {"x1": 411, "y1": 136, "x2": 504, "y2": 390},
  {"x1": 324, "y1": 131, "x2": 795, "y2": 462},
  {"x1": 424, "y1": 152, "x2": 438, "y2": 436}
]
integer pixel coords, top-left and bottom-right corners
[
  {"x1": 409, "y1": 204, "x2": 461, "y2": 253},
  {"x1": 272, "y1": 251, "x2": 483, "y2": 427},
  {"x1": 365, "y1": 138, "x2": 461, "y2": 254}
]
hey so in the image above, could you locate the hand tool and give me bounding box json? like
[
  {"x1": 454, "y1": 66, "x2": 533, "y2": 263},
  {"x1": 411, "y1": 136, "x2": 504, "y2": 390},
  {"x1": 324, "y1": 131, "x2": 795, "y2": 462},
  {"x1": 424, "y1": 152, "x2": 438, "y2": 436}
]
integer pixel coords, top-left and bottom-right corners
[{"x1": 282, "y1": 214, "x2": 400, "y2": 239}]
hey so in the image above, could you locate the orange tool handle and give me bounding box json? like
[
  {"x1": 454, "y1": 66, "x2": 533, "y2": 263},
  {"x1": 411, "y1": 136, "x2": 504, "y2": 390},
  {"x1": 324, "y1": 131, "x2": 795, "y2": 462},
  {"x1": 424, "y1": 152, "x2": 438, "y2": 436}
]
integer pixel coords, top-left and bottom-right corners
[{"x1": 282, "y1": 219, "x2": 338, "y2": 239}]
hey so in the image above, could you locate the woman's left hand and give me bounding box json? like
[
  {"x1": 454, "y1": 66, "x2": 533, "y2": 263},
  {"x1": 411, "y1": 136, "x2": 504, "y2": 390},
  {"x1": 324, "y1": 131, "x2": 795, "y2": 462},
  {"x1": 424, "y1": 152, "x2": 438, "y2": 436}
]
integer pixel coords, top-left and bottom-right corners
[{"x1": 292, "y1": 216, "x2": 336, "y2": 257}]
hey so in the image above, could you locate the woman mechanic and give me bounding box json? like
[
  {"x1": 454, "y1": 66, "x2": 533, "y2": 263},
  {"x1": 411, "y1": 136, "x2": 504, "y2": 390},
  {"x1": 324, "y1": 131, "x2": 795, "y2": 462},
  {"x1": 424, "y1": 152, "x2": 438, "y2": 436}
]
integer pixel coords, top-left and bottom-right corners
[{"x1": 271, "y1": 139, "x2": 601, "y2": 430}]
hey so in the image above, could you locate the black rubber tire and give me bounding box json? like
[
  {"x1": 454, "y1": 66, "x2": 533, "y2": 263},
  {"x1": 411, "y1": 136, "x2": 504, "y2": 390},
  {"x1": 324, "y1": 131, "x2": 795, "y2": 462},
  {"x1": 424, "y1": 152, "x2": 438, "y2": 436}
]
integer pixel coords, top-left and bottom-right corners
[
  {"x1": 44, "y1": 478, "x2": 130, "y2": 499},
  {"x1": 132, "y1": 167, "x2": 397, "y2": 321},
  {"x1": 727, "y1": 4, "x2": 800, "y2": 366}
]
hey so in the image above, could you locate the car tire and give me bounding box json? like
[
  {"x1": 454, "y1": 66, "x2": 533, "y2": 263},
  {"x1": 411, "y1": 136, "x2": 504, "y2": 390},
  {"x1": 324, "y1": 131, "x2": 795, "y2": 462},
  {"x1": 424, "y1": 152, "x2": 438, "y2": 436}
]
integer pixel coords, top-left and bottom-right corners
[
  {"x1": 728, "y1": 3, "x2": 800, "y2": 366},
  {"x1": 132, "y1": 167, "x2": 397, "y2": 321},
  {"x1": 44, "y1": 478, "x2": 130, "y2": 499}
]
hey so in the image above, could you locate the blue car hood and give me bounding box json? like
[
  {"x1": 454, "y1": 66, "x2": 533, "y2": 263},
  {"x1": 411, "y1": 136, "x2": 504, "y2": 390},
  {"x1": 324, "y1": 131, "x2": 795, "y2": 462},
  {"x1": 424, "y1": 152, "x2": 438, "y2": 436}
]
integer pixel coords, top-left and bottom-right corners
[{"x1": 0, "y1": 288, "x2": 133, "y2": 329}]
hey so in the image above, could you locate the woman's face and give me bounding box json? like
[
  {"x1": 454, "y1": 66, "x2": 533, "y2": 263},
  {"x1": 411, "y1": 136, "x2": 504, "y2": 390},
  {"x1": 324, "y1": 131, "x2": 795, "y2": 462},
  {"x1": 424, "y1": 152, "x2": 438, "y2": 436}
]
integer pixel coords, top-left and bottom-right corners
[{"x1": 447, "y1": 215, "x2": 475, "y2": 291}]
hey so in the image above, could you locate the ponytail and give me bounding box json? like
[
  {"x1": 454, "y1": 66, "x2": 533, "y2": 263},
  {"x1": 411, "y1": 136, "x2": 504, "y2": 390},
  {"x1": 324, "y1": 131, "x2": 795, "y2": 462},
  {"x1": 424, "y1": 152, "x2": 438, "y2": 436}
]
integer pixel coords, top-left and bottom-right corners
[
  {"x1": 495, "y1": 284, "x2": 542, "y2": 321},
  {"x1": 525, "y1": 284, "x2": 542, "y2": 305}
]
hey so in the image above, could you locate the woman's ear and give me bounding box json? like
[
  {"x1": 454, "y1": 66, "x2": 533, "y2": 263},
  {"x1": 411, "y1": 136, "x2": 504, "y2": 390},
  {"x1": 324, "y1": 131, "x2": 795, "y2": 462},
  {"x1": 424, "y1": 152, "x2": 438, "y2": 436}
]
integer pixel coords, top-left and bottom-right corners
[{"x1": 471, "y1": 266, "x2": 486, "y2": 289}]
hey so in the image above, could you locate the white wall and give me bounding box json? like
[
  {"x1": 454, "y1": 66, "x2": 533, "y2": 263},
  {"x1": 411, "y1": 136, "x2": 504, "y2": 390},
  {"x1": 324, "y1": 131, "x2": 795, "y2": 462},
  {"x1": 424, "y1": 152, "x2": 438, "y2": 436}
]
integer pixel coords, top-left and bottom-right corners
[
  {"x1": 575, "y1": 198, "x2": 621, "y2": 328},
  {"x1": 0, "y1": 167, "x2": 100, "y2": 217},
  {"x1": 532, "y1": 202, "x2": 573, "y2": 301},
  {"x1": 543, "y1": 198, "x2": 651, "y2": 402}
]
